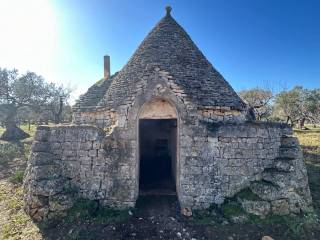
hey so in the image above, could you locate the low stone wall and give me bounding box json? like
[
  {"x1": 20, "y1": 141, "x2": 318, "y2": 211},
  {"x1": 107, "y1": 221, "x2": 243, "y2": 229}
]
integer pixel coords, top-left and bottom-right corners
[
  {"x1": 180, "y1": 122, "x2": 312, "y2": 214},
  {"x1": 24, "y1": 122, "x2": 312, "y2": 221},
  {"x1": 23, "y1": 125, "x2": 135, "y2": 221}
]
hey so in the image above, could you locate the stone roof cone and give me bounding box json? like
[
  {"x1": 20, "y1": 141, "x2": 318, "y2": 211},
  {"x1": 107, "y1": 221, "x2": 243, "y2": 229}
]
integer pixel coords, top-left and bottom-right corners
[{"x1": 75, "y1": 7, "x2": 246, "y2": 111}]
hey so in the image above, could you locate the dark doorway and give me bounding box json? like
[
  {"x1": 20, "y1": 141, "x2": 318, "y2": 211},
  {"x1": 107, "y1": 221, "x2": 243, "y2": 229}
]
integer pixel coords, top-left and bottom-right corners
[{"x1": 139, "y1": 119, "x2": 177, "y2": 195}]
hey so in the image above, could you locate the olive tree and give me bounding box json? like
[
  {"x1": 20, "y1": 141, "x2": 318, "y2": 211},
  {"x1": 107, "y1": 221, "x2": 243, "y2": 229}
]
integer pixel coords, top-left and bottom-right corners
[
  {"x1": 239, "y1": 88, "x2": 273, "y2": 121},
  {"x1": 0, "y1": 68, "x2": 72, "y2": 140}
]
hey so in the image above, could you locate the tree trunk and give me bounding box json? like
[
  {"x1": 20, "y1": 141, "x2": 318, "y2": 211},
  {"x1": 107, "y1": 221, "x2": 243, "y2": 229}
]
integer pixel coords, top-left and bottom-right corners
[
  {"x1": 299, "y1": 117, "x2": 306, "y2": 130},
  {"x1": 0, "y1": 107, "x2": 30, "y2": 141},
  {"x1": 54, "y1": 96, "x2": 64, "y2": 124}
]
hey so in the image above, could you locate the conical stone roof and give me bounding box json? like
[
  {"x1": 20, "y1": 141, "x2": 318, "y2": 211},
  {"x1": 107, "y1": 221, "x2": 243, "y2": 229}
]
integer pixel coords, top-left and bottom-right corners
[{"x1": 77, "y1": 8, "x2": 246, "y2": 111}]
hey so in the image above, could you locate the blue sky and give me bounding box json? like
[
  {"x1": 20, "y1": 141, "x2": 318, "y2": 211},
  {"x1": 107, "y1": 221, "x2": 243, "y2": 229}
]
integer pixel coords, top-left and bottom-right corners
[{"x1": 0, "y1": 0, "x2": 319, "y2": 101}]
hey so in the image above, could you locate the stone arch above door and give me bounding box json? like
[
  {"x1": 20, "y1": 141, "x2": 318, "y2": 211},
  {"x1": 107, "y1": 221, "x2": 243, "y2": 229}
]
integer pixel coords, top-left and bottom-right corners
[{"x1": 139, "y1": 98, "x2": 177, "y2": 119}]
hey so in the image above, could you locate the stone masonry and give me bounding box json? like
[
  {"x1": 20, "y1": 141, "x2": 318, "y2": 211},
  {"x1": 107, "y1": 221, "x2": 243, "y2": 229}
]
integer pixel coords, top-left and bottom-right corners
[{"x1": 24, "y1": 7, "x2": 312, "y2": 220}]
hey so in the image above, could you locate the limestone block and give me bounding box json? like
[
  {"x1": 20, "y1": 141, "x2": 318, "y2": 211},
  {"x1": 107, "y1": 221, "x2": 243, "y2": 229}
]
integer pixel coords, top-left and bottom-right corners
[
  {"x1": 89, "y1": 149, "x2": 98, "y2": 157},
  {"x1": 63, "y1": 150, "x2": 77, "y2": 157},
  {"x1": 31, "y1": 178, "x2": 66, "y2": 196},
  {"x1": 49, "y1": 194, "x2": 74, "y2": 212},
  {"x1": 78, "y1": 150, "x2": 87, "y2": 157},
  {"x1": 273, "y1": 160, "x2": 295, "y2": 172},
  {"x1": 31, "y1": 141, "x2": 51, "y2": 153},
  {"x1": 250, "y1": 182, "x2": 284, "y2": 201},
  {"x1": 92, "y1": 141, "x2": 101, "y2": 149},
  {"x1": 86, "y1": 130, "x2": 100, "y2": 141},
  {"x1": 29, "y1": 152, "x2": 55, "y2": 166},
  {"x1": 279, "y1": 147, "x2": 302, "y2": 159},
  {"x1": 80, "y1": 141, "x2": 93, "y2": 150},
  {"x1": 271, "y1": 199, "x2": 290, "y2": 215},
  {"x1": 34, "y1": 130, "x2": 50, "y2": 142},
  {"x1": 241, "y1": 200, "x2": 271, "y2": 217},
  {"x1": 32, "y1": 165, "x2": 61, "y2": 180}
]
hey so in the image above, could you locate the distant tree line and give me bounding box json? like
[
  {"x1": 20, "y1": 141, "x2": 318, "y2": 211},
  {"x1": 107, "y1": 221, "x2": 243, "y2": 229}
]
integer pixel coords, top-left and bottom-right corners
[
  {"x1": 0, "y1": 68, "x2": 72, "y2": 141},
  {"x1": 239, "y1": 86, "x2": 320, "y2": 129}
]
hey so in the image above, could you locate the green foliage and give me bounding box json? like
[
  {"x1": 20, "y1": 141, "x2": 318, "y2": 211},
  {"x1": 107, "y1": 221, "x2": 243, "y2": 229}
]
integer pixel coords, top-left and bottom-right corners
[
  {"x1": 9, "y1": 170, "x2": 24, "y2": 184},
  {"x1": 247, "y1": 212, "x2": 319, "y2": 239},
  {"x1": 221, "y1": 201, "x2": 244, "y2": 218},
  {"x1": 273, "y1": 87, "x2": 320, "y2": 127},
  {"x1": 66, "y1": 199, "x2": 132, "y2": 224},
  {"x1": 239, "y1": 88, "x2": 273, "y2": 120},
  {"x1": 0, "y1": 142, "x2": 21, "y2": 165}
]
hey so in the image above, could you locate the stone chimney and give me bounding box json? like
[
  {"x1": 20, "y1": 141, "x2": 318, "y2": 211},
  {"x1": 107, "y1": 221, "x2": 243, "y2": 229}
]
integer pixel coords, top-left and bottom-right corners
[{"x1": 104, "y1": 55, "x2": 110, "y2": 79}]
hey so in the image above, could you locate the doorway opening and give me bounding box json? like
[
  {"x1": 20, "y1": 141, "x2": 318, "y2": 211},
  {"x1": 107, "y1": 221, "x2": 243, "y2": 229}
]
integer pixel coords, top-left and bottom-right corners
[{"x1": 139, "y1": 119, "x2": 177, "y2": 195}]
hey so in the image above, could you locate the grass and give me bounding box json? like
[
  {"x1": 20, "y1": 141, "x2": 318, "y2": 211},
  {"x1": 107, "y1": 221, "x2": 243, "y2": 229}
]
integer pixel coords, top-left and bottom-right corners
[
  {"x1": 9, "y1": 170, "x2": 25, "y2": 184},
  {"x1": 0, "y1": 142, "x2": 22, "y2": 166},
  {"x1": 0, "y1": 181, "x2": 42, "y2": 239}
]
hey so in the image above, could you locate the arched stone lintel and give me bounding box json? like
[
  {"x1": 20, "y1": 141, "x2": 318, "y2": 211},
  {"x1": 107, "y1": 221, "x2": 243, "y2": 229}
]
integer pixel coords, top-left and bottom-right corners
[{"x1": 139, "y1": 98, "x2": 177, "y2": 119}]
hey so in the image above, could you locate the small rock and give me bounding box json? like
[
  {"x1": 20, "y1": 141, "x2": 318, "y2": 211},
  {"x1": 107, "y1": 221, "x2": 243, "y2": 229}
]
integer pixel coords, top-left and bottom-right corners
[
  {"x1": 182, "y1": 228, "x2": 186, "y2": 232},
  {"x1": 112, "y1": 227, "x2": 116, "y2": 231},
  {"x1": 177, "y1": 232, "x2": 182, "y2": 238},
  {"x1": 230, "y1": 215, "x2": 248, "y2": 224},
  {"x1": 227, "y1": 237, "x2": 233, "y2": 240},
  {"x1": 170, "y1": 217, "x2": 175, "y2": 221},
  {"x1": 262, "y1": 236, "x2": 274, "y2": 240},
  {"x1": 222, "y1": 220, "x2": 229, "y2": 225},
  {"x1": 131, "y1": 233, "x2": 136, "y2": 236},
  {"x1": 128, "y1": 210, "x2": 133, "y2": 215},
  {"x1": 181, "y1": 207, "x2": 192, "y2": 217}
]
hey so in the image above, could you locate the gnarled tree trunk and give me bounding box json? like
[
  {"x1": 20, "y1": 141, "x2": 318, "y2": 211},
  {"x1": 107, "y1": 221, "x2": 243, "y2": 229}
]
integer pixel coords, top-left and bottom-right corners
[{"x1": 0, "y1": 107, "x2": 30, "y2": 141}]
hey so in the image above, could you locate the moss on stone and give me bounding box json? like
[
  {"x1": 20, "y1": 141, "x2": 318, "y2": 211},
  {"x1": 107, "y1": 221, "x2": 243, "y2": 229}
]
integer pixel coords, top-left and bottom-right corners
[{"x1": 221, "y1": 201, "x2": 244, "y2": 218}]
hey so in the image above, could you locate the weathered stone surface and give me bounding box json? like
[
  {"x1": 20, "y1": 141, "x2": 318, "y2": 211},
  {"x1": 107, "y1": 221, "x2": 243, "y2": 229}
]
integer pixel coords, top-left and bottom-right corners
[
  {"x1": 241, "y1": 200, "x2": 271, "y2": 217},
  {"x1": 271, "y1": 199, "x2": 290, "y2": 215}
]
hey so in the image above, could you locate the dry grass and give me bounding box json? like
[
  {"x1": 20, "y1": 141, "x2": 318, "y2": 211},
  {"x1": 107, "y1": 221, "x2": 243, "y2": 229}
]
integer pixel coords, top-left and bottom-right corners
[{"x1": 0, "y1": 180, "x2": 42, "y2": 239}]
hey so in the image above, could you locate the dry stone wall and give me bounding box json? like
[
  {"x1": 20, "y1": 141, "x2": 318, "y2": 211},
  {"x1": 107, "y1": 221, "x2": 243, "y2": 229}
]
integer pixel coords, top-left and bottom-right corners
[
  {"x1": 180, "y1": 122, "x2": 312, "y2": 215},
  {"x1": 24, "y1": 125, "x2": 136, "y2": 221},
  {"x1": 24, "y1": 121, "x2": 312, "y2": 221}
]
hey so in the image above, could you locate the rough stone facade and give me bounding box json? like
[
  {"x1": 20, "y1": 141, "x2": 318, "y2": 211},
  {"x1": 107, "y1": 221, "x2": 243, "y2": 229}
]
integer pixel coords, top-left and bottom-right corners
[
  {"x1": 24, "y1": 7, "x2": 312, "y2": 221},
  {"x1": 24, "y1": 120, "x2": 312, "y2": 220}
]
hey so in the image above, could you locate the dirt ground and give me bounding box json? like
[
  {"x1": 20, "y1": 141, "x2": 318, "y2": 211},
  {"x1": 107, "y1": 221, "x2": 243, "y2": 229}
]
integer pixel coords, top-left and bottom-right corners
[{"x1": 39, "y1": 195, "x2": 310, "y2": 240}]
